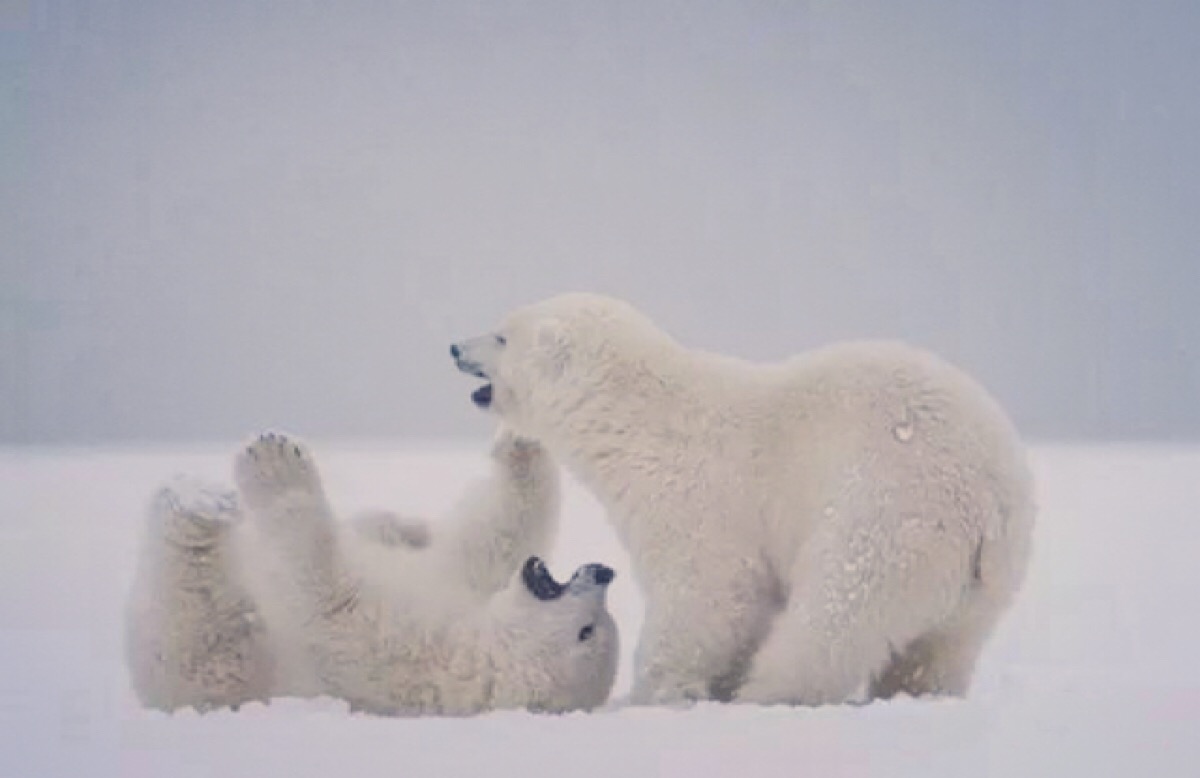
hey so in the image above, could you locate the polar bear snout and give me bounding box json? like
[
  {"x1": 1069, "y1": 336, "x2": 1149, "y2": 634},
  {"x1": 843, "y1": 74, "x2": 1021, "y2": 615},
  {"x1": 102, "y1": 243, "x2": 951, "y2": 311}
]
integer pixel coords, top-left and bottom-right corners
[
  {"x1": 452, "y1": 335, "x2": 507, "y2": 410},
  {"x1": 521, "y1": 557, "x2": 616, "y2": 602},
  {"x1": 450, "y1": 334, "x2": 505, "y2": 378},
  {"x1": 572, "y1": 563, "x2": 615, "y2": 588},
  {"x1": 451, "y1": 344, "x2": 488, "y2": 379}
]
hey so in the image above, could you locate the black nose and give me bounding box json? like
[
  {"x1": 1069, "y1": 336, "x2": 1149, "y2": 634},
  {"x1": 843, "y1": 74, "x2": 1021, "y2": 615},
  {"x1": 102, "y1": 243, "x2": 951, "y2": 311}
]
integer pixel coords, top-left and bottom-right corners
[
  {"x1": 450, "y1": 344, "x2": 461, "y2": 359},
  {"x1": 591, "y1": 565, "x2": 615, "y2": 586}
]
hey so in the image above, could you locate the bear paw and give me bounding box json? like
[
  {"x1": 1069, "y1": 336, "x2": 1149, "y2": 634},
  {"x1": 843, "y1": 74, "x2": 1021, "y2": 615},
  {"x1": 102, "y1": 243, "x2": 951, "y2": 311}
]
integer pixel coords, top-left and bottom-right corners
[
  {"x1": 152, "y1": 477, "x2": 241, "y2": 548},
  {"x1": 234, "y1": 431, "x2": 323, "y2": 512},
  {"x1": 490, "y1": 427, "x2": 544, "y2": 464}
]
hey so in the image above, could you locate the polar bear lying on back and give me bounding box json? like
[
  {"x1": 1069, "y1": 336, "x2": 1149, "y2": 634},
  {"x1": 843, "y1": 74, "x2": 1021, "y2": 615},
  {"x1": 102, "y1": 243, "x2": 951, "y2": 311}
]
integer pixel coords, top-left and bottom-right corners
[
  {"x1": 452, "y1": 293, "x2": 1035, "y2": 706},
  {"x1": 125, "y1": 430, "x2": 618, "y2": 716}
]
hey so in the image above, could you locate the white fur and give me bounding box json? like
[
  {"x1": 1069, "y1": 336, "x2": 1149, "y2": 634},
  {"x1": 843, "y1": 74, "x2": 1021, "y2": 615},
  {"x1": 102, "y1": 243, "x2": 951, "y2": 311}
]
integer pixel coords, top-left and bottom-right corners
[
  {"x1": 124, "y1": 480, "x2": 275, "y2": 711},
  {"x1": 452, "y1": 293, "x2": 1035, "y2": 706},
  {"x1": 125, "y1": 430, "x2": 618, "y2": 716}
]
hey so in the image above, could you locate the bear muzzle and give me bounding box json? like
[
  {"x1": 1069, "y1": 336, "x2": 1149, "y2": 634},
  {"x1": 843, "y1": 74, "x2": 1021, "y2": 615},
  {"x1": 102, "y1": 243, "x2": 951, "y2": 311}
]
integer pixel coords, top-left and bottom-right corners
[{"x1": 521, "y1": 558, "x2": 616, "y2": 601}]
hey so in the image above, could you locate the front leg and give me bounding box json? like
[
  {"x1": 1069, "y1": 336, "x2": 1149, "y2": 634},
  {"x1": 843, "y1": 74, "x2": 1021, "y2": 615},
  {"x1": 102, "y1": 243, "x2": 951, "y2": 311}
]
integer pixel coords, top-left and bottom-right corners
[
  {"x1": 441, "y1": 428, "x2": 560, "y2": 597},
  {"x1": 234, "y1": 432, "x2": 345, "y2": 599},
  {"x1": 631, "y1": 558, "x2": 779, "y2": 705}
]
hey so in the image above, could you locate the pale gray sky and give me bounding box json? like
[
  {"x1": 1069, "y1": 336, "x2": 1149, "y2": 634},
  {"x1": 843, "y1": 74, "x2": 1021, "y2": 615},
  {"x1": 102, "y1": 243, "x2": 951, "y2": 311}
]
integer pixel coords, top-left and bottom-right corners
[{"x1": 2, "y1": 1, "x2": 1197, "y2": 445}]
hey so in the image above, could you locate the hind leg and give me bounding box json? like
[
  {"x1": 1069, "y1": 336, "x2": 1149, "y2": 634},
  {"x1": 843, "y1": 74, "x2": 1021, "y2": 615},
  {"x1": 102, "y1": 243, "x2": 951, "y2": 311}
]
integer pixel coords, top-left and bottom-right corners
[
  {"x1": 125, "y1": 479, "x2": 273, "y2": 712},
  {"x1": 870, "y1": 595, "x2": 999, "y2": 699},
  {"x1": 735, "y1": 593, "x2": 893, "y2": 706},
  {"x1": 737, "y1": 520, "x2": 972, "y2": 706},
  {"x1": 235, "y1": 432, "x2": 404, "y2": 711}
]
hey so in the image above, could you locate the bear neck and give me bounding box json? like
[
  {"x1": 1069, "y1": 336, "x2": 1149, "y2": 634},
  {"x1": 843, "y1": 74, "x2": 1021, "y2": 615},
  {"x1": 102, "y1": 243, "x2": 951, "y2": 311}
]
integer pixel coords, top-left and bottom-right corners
[
  {"x1": 315, "y1": 602, "x2": 497, "y2": 716},
  {"x1": 542, "y1": 342, "x2": 761, "y2": 535}
]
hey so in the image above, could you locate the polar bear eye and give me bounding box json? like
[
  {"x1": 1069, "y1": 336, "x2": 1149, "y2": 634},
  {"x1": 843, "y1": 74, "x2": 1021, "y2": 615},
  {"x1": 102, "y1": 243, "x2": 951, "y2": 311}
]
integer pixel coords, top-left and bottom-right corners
[
  {"x1": 495, "y1": 334, "x2": 507, "y2": 346},
  {"x1": 578, "y1": 624, "x2": 595, "y2": 642}
]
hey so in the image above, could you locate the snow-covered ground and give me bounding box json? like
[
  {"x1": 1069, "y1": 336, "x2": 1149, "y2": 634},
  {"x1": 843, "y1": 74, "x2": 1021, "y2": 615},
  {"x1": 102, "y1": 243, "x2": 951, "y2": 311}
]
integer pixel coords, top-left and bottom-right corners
[{"x1": 1, "y1": 442, "x2": 1197, "y2": 777}]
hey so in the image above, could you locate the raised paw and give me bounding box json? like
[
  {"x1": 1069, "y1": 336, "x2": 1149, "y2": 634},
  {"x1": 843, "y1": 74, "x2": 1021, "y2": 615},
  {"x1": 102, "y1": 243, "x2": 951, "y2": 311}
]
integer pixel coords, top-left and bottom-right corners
[
  {"x1": 151, "y1": 476, "x2": 242, "y2": 548},
  {"x1": 490, "y1": 427, "x2": 544, "y2": 463},
  {"x1": 234, "y1": 431, "x2": 324, "y2": 512}
]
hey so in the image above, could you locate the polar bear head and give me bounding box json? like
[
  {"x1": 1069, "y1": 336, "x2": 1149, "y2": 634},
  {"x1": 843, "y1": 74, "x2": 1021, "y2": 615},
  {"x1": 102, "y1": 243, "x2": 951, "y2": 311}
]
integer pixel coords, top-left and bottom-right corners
[
  {"x1": 451, "y1": 293, "x2": 676, "y2": 439},
  {"x1": 487, "y1": 556, "x2": 619, "y2": 713}
]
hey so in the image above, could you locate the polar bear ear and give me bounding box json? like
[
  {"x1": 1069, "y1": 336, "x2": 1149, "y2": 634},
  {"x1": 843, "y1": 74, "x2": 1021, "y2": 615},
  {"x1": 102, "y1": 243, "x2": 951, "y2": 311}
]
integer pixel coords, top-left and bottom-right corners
[{"x1": 532, "y1": 318, "x2": 571, "y2": 379}]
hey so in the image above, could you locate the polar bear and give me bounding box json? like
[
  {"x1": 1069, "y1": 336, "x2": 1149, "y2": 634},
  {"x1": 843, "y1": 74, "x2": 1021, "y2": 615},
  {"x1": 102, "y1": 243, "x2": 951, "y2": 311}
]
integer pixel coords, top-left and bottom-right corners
[
  {"x1": 451, "y1": 293, "x2": 1035, "y2": 706},
  {"x1": 125, "y1": 430, "x2": 619, "y2": 715}
]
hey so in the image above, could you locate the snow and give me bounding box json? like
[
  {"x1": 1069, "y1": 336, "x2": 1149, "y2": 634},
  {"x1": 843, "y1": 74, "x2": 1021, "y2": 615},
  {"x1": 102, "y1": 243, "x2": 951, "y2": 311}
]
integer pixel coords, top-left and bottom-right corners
[{"x1": 1, "y1": 443, "x2": 1198, "y2": 777}]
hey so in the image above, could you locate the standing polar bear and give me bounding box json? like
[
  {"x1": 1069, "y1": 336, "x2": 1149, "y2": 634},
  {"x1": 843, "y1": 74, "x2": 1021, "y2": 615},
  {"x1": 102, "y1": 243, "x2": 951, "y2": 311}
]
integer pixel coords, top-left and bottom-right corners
[
  {"x1": 452, "y1": 293, "x2": 1035, "y2": 706},
  {"x1": 125, "y1": 430, "x2": 619, "y2": 716}
]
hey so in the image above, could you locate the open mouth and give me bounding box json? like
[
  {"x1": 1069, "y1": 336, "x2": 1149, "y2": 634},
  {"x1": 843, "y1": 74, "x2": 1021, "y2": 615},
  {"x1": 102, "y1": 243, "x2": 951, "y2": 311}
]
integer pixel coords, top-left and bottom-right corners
[
  {"x1": 452, "y1": 348, "x2": 493, "y2": 410},
  {"x1": 471, "y1": 383, "x2": 493, "y2": 409},
  {"x1": 522, "y1": 557, "x2": 565, "y2": 600},
  {"x1": 521, "y1": 558, "x2": 615, "y2": 601}
]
